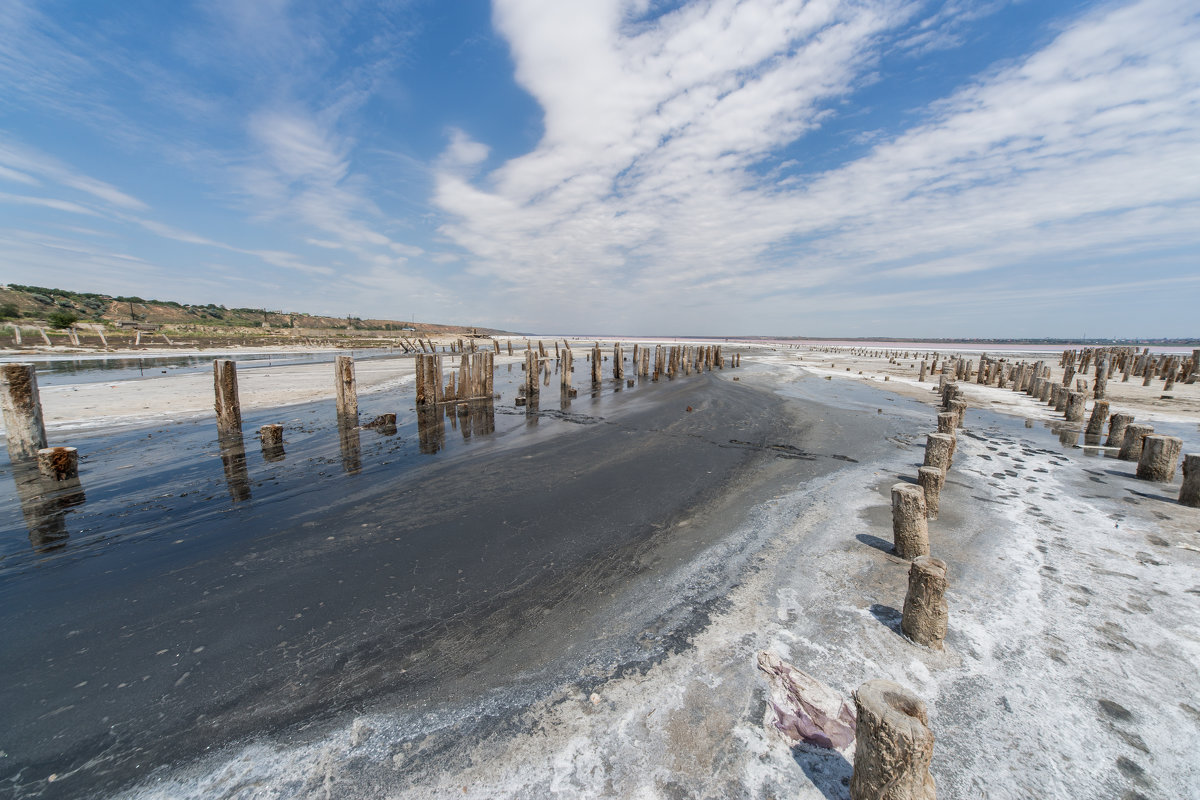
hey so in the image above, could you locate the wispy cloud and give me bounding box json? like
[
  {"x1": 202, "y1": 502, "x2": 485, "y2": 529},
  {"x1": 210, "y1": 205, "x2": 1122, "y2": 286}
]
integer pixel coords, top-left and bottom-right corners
[
  {"x1": 0, "y1": 139, "x2": 147, "y2": 210},
  {"x1": 435, "y1": 0, "x2": 1200, "y2": 333}
]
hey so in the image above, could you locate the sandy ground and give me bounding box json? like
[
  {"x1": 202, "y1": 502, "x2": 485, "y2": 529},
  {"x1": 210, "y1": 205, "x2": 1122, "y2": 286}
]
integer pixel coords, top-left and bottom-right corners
[{"x1": 82, "y1": 343, "x2": 1200, "y2": 799}]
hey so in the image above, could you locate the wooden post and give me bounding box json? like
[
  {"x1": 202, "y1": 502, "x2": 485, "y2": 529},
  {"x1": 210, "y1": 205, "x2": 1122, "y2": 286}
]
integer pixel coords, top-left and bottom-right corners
[
  {"x1": 0, "y1": 364, "x2": 48, "y2": 461},
  {"x1": 1094, "y1": 356, "x2": 1109, "y2": 399},
  {"x1": 260, "y1": 424, "x2": 285, "y2": 461},
  {"x1": 891, "y1": 484, "x2": 929, "y2": 560},
  {"x1": 213, "y1": 360, "x2": 242, "y2": 434},
  {"x1": 1084, "y1": 400, "x2": 1109, "y2": 438},
  {"x1": 901, "y1": 556, "x2": 949, "y2": 649},
  {"x1": 591, "y1": 344, "x2": 602, "y2": 387},
  {"x1": 613, "y1": 343, "x2": 624, "y2": 381},
  {"x1": 1104, "y1": 412, "x2": 1132, "y2": 450},
  {"x1": 37, "y1": 446, "x2": 78, "y2": 481},
  {"x1": 1180, "y1": 455, "x2": 1200, "y2": 506},
  {"x1": 916, "y1": 466, "x2": 944, "y2": 520},
  {"x1": 923, "y1": 433, "x2": 954, "y2": 472},
  {"x1": 335, "y1": 355, "x2": 358, "y2": 422},
  {"x1": 1118, "y1": 423, "x2": 1154, "y2": 461},
  {"x1": 849, "y1": 681, "x2": 936, "y2": 800},
  {"x1": 1064, "y1": 391, "x2": 1086, "y2": 423},
  {"x1": 1136, "y1": 435, "x2": 1182, "y2": 482}
]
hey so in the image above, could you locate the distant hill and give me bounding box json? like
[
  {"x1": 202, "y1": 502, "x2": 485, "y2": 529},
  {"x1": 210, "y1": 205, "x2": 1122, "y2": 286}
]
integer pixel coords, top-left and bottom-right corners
[{"x1": 0, "y1": 284, "x2": 505, "y2": 337}]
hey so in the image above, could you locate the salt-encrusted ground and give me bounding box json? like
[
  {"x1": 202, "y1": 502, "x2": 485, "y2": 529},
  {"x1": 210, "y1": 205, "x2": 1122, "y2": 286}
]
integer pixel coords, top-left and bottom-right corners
[{"x1": 112, "y1": 347, "x2": 1200, "y2": 799}]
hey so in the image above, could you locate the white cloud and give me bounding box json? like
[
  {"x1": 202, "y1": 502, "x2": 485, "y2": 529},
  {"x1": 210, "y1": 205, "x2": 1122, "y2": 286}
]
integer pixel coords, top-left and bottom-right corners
[
  {"x1": 0, "y1": 191, "x2": 100, "y2": 217},
  {"x1": 0, "y1": 139, "x2": 148, "y2": 210},
  {"x1": 441, "y1": 128, "x2": 490, "y2": 171},
  {"x1": 434, "y1": 0, "x2": 1200, "y2": 332}
]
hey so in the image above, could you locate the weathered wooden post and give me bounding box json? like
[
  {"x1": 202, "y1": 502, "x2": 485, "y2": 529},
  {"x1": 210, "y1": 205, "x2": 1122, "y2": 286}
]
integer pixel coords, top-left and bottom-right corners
[
  {"x1": 936, "y1": 412, "x2": 955, "y2": 435},
  {"x1": 213, "y1": 359, "x2": 242, "y2": 435},
  {"x1": 923, "y1": 433, "x2": 954, "y2": 472},
  {"x1": 260, "y1": 424, "x2": 285, "y2": 461},
  {"x1": 1099, "y1": 417, "x2": 1128, "y2": 448},
  {"x1": 1186, "y1": 350, "x2": 1199, "y2": 384},
  {"x1": 891, "y1": 484, "x2": 929, "y2": 560},
  {"x1": 591, "y1": 344, "x2": 602, "y2": 388},
  {"x1": 948, "y1": 400, "x2": 967, "y2": 429},
  {"x1": 1084, "y1": 400, "x2": 1109, "y2": 438},
  {"x1": 0, "y1": 363, "x2": 48, "y2": 461},
  {"x1": 1064, "y1": 391, "x2": 1086, "y2": 423},
  {"x1": 901, "y1": 556, "x2": 948, "y2": 649},
  {"x1": 916, "y1": 466, "x2": 944, "y2": 520},
  {"x1": 1094, "y1": 356, "x2": 1109, "y2": 399},
  {"x1": 36, "y1": 446, "x2": 78, "y2": 481},
  {"x1": 1136, "y1": 435, "x2": 1182, "y2": 482},
  {"x1": 335, "y1": 355, "x2": 358, "y2": 422},
  {"x1": 1118, "y1": 423, "x2": 1154, "y2": 461},
  {"x1": 1180, "y1": 455, "x2": 1200, "y2": 506},
  {"x1": 849, "y1": 681, "x2": 936, "y2": 800},
  {"x1": 613, "y1": 343, "x2": 624, "y2": 381}
]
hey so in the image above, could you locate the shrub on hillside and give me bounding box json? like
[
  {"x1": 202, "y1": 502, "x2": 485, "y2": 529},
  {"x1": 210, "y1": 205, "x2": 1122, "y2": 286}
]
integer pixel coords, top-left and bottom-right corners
[{"x1": 47, "y1": 311, "x2": 79, "y2": 329}]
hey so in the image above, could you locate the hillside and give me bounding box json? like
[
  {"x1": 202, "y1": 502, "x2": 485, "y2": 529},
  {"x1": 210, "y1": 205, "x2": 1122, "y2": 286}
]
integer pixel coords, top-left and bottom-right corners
[{"x1": 0, "y1": 283, "x2": 505, "y2": 339}]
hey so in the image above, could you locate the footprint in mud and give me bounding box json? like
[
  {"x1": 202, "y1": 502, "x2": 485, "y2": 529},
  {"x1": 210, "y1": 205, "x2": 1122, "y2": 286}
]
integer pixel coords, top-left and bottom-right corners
[
  {"x1": 1098, "y1": 698, "x2": 1133, "y2": 721},
  {"x1": 1146, "y1": 534, "x2": 1168, "y2": 547},
  {"x1": 1096, "y1": 621, "x2": 1138, "y2": 652},
  {"x1": 1116, "y1": 756, "x2": 1151, "y2": 788},
  {"x1": 1125, "y1": 595, "x2": 1152, "y2": 614}
]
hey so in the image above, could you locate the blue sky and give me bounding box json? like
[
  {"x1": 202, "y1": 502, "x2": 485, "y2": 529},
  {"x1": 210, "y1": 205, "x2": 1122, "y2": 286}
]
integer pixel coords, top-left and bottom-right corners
[{"x1": 0, "y1": 0, "x2": 1197, "y2": 337}]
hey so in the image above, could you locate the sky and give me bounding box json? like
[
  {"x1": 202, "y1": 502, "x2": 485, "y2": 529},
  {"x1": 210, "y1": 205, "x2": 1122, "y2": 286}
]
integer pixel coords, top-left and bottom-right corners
[{"x1": 0, "y1": 0, "x2": 1197, "y2": 338}]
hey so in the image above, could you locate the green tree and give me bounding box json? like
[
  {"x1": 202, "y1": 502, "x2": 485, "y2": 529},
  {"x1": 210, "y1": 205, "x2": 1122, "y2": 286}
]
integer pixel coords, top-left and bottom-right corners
[
  {"x1": 0, "y1": 303, "x2": 19, "y2": 319},
  {"x1": 47, "y1": 311, "x2": 78, "y2": 329}
]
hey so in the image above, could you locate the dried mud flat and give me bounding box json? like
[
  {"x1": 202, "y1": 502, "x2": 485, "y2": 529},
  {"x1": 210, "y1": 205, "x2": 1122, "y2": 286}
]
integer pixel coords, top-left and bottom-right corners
[{"x1": 88, "y1": 345, "x2": 1199, "y2": 800}]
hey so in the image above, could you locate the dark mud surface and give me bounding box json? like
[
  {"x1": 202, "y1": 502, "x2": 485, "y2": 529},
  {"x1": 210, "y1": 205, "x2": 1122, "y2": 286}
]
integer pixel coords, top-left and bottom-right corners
[{"x1": 0, "y1": 366, "x2": 903, "y2": 799}]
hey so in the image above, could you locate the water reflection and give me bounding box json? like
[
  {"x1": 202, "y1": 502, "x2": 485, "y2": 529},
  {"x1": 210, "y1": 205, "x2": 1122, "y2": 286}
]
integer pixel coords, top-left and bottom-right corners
[
  {"x1": 458, "y1": 401, "x2": 495, "y2": 440},
  {"x1": 11, "y1": 464, "x2": 85, "y2": 551},
  {"x1": 218, "y1": 433, "x2": 252, "y2": 502},
  {"x1": 338, "y1": 421, "x2": 362, "y2": 475},
  {"x1": 417, "y1": 407, "x2": 445, "y2": 454}
]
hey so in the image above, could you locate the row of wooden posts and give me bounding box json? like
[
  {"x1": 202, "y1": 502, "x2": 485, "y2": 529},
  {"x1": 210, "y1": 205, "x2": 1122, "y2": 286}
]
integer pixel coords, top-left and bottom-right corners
[
  {"x1": 2, "y1": 340, "x2": 745, "y2": 494},
  {"x1": 510, "y1": 340, "x2": 739, "y2": 406},
  {"x1": 807, "y1": 387, "x2": 966, "y2": 798},
  {"x1": 843, "y1": 355, "x2": 1200, "y2": 798},
  {"x1": 807, "y1": 343, "x2": 1200, "y2": 394}
]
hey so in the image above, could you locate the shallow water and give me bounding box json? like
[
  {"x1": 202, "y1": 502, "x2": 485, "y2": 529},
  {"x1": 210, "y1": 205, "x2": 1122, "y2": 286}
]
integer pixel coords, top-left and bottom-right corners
[
  {"x1": 0, "y1": 348, "x2": 401, "y2": 387},
  {"x1": 0, "y1": 358, "x2": 890, "y2": 799}
]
